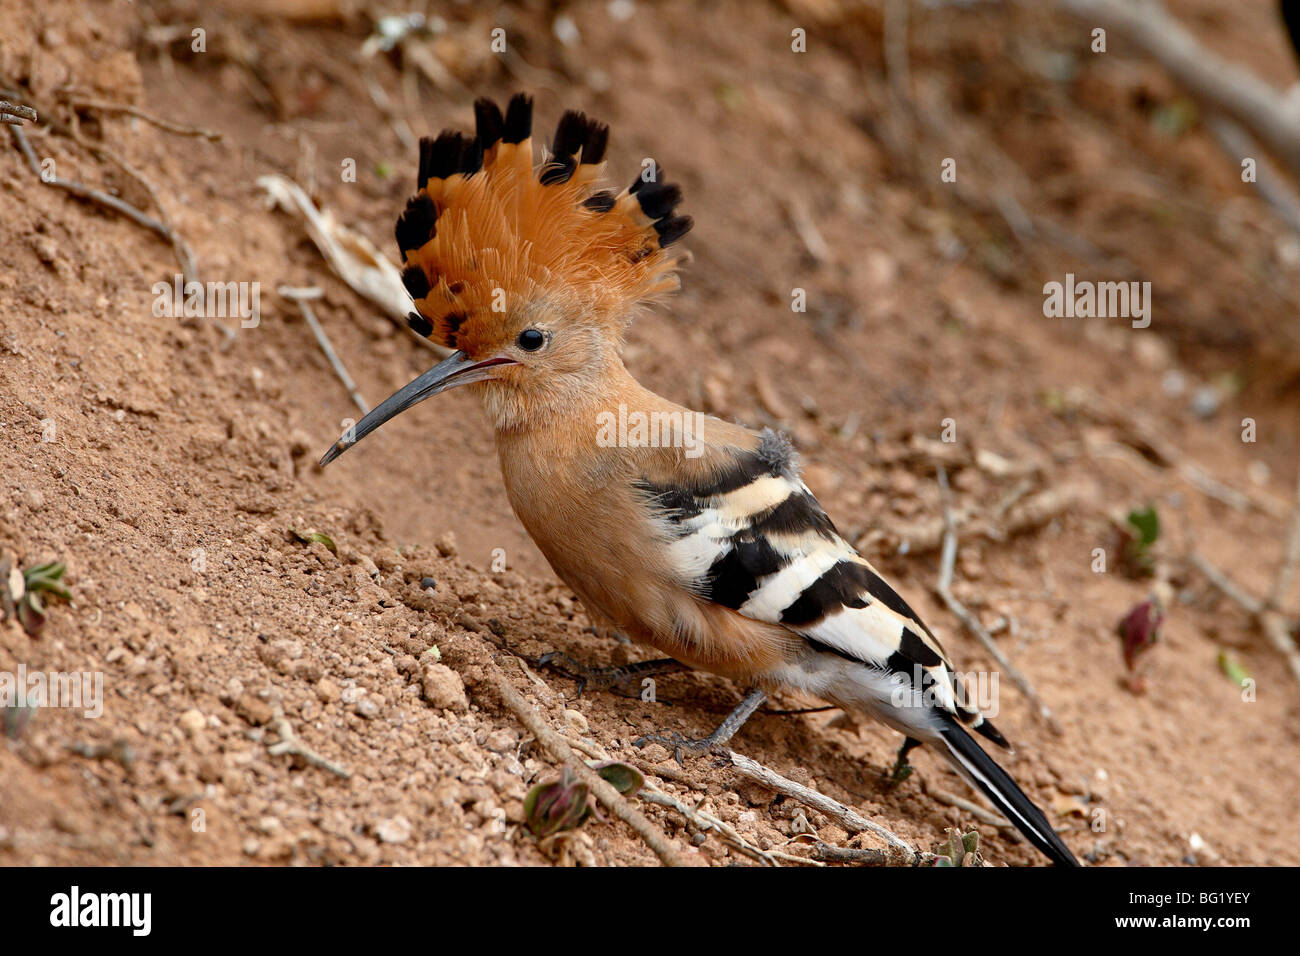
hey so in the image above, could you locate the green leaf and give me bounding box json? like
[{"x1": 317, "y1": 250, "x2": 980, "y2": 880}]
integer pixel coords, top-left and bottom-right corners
[
  {"x1": 24, "y1": 561, "x2": 71, "y2": 599},
  {"x1": 290, "y1": 528, "x2": 338, "y2": 556},
  {"x1": 1217, "y1": 651, "x2": 1251, "y2": 686},
  {"x1": 1126, "y1": 506, "x2": 1160, "y2": 548},
  {"x1": 523, "y1": 768, "x2": 591, "y2": 839},
  {"x1": 589, "y1": 761, "x2": 645, "y2": 796}
]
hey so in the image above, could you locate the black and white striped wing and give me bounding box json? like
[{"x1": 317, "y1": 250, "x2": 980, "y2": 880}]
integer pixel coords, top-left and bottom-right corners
[{"x1": 637, "y1": 430, "x2": 1000, "y2": 740}]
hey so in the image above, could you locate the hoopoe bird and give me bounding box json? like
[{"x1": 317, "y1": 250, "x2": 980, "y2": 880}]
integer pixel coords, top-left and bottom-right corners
[{"x1": 320, "y1": 94, "x2": 1080, "y2": 867}]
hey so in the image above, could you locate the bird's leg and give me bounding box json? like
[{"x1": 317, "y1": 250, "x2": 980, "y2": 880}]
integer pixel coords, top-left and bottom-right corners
[
  {"x1": 537, "y1": 652, "x2": 686, "y2": 697},
  {"x1": 634, "y1": 688, "x2": 768, "y2": 762},
  {"x1": 583, "y1": 623, "x2": 633, "y2": 645},
  {"x1": 887, "y1": 736, "x2": 923, "y2": 787}
]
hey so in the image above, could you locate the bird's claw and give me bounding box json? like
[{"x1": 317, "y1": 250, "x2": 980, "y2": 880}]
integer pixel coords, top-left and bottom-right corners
[
  {"x1": 885, "y1": 736, "x2": 922, "y2": 788},
  {"x1": 537, "y1": 652, "x2": 683, "y2": 699},
  {"x1": 885, "y1": 760, "x2": 914, "y2": 788},
  {"x1": 633, "y1": 730, "x2": 721, "y2": 763}
]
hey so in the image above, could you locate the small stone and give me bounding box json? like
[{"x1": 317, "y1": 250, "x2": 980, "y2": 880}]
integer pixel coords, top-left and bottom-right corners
[
  {"x1": 484, "y1": 730, "x2": 517, "y2": 753},
  {"x1": 562, "y1": 709, "x2": 589, "y2": 735},
  {"x1": 435, "y1": 531, "x2": 458, "y2": 557},
  {"x1": 316, "y1": 678, "x2": 341, "y2": 703},
  {"x1": 355, "y1": 697, "x2": 381, "y2": 719},
  {"x1": 1189, "y1": 386, "x2": 1219, "y2": 418},
  {"x1": 234, "y1": 694, "x2": 273, "y2": 726},
  {"x1": 178, "y1": 709, "x2": 206, "y2": 735},
  {"x1": 25, "y1": 488, "x2": 45, "y2": 512},
  {"x1": 375, "y1": 815, "x2": 413, "y2": 844},
  {"x1": 420, "y1": 577, "x2": 437, "y2": 591},
  {"x1": 32, "y1": 236, "x2": 58, "y2": 266},
  {"x1": 421, "y1": 663, "x2": 468, "y2": 712}
]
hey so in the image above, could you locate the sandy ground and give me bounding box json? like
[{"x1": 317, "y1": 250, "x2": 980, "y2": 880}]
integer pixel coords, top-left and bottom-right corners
[{"x1": 1, "y1": 0, "x2": 1298, "y2": 866}]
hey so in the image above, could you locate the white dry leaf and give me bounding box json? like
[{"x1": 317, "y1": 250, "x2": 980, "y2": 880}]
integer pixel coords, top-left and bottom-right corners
[{"x1": 257, "y1": 173, "x2": 449, "y2": 356}]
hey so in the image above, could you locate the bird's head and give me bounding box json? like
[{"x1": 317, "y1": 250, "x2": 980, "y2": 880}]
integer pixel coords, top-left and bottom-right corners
[{"x1": 320, "y1": 93, "x2": 692, "y2": 465}]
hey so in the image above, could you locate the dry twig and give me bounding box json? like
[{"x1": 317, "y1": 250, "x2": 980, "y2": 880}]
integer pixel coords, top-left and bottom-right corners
[
  {"x1": 935, "y1": 467, "x2": 1060, "y2": 731},
  {"x1": 259, "y1": 173, "x2": 448, "y2": 355},
  {"x1": 928, "y1": 786, "x2": 1013, "y2": 830},
  {"x1": 1, "y1": 100, "x2": 36, "y2": 126},
  {"x1": 9, "y1": 125, "x2": 171, "y2": 237},
  {"x1": 267, "y1": 707, "x2": 352, "y2": 779},
  {"x1": 491, "y1": 670, "x2": 690, "y2": 867},
  {"x1": 279, "y1": 286, "x2": 370, "y2": 415},
  {"x1": 1189, "y1": 474, "x2": 1300, "y2": 686},
  {"x1": 57, "y1": 94, "x2": 222, "y2": 141},
  {"x1": 1053, "y1": 0, "x2": 1300, "y2": 180},
  {"x1": 725, "y1": 750, "x2": 918, "y2": 864}
]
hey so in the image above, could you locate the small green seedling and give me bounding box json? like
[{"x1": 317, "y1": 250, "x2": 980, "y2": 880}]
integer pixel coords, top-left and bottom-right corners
[
  {"x1": 931, "y1": 828, "x2": 982, "y2": 867},
  {"x1": 523, "y1": 761, "x2": 646, "y2": 839}
]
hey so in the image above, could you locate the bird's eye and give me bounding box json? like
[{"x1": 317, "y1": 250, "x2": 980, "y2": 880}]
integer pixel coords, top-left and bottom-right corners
[{"x1": 517, "y1": 329, "x2": 546, "y2": 352}]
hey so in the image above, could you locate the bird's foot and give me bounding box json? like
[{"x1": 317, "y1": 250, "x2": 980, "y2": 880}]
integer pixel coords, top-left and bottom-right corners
[
  {"x1": 885, "y1": 736, "x2": 923, "y2": 788},
  {"x1": 634, "y1": 688, "x2": 767, "y2": 763},
  {"x1": 633, "y1": 729, "x2": 721, "y2": 762},
  {"x1": 536, "y1": 652, "x2": 684, "y2": 697}
]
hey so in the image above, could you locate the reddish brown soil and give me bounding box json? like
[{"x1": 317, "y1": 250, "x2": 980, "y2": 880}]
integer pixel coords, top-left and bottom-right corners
[{"x1": 2, "y1": 0, "x2": 1298, "y2": 866}]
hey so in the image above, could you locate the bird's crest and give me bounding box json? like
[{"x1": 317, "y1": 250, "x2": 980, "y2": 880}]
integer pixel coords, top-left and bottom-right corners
[{"x1": 395, "y1": 93, "x2": 693, "y2": 354}]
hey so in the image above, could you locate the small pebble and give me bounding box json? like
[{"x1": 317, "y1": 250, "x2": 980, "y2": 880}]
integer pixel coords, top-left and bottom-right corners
[
  {"x1": 563, "y1": 709, "x2": 589, "y2": 735},
  {"x1": 178, "y1": 709, "x2": 205, "y2": 735},
  {"x1": 375, "y1": 816, "x2": 412, "y2": 844},
  {"x1": 1189, "y1": 386, "x2": 1219, "y2": 418}
]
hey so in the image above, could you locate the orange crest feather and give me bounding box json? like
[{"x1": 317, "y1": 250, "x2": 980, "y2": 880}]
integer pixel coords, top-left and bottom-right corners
[{"x1": 395, "y1": 93, "x2": 693, "y2": 354}]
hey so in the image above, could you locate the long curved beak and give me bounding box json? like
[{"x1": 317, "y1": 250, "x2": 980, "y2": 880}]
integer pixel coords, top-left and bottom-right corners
[{"x1": 319, "y1": 351, "x2": 514, "y2": 466}]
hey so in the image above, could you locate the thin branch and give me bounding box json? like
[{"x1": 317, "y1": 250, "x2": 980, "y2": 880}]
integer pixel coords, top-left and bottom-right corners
[
  {"x1": 70, "y1": 129, "x2": 199, "y2": 285},
  {"x1": 491, "y1": 670, "x2": 691, "y2": 867},
  {"x1": 9, "y1": 125, "x2": 171, "y2": 236},
  {"x1": 4, "y1": 83, "x2": 205, "y2": 288},
  {"x1": 1268, "y1": 473, "x2": 1300, "y2": 611},
  {"x1": 809, "y1": 842, "x2": 892, "y2": 865},
  {"x1": 1, "y1": 100, "x2": 36, "y2": 126},
  {"x1": 267, "y1": 707, "x2": 352, "y2": 779},
  {"x1": 1189, "y1": 553, "x2": 1263, "y2": 616},
  {"x1": 935, "y1": 466, "x2": 1060, "y2": 730},
  {"x1": 279, "y1": 286, "x2": 370, "y2": 415},
  {"x1": 637, "y1": 789, "x2": 798, "y2": 867},
  {"x1": 1191, "y1": 552, "x2": 1300, "y2": 684},
  {"x1": 1053, "y1": 0, "x2": 1300, "y2": 180},
  {"x1": 928, "y1": 786, "x2": 1013, "y2": 829},
  {"x1": 725, "y1": 750, "x2": 918, "y2": 864},
  {"x1": 58, "y1": 94, "x2": 222, "y2": 141},
  {"x1": 1207, "y1": 116, "x2": 1300, "y2": 235}
]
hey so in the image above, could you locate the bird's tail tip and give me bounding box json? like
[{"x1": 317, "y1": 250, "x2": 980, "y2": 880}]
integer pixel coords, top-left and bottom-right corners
[{"x1": 938, "y1": 719, "x2": 1081, "y2": 867}]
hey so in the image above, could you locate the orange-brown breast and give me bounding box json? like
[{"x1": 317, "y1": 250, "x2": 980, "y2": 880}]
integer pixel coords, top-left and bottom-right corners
[{"x1": 491, "y1": 368, "x2": 799, "y2": 680}]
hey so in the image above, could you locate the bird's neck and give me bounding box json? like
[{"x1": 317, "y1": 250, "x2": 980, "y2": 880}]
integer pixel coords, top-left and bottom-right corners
[{"x1": 477, "y1": 356, "x2": 670, "y2": 439}]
